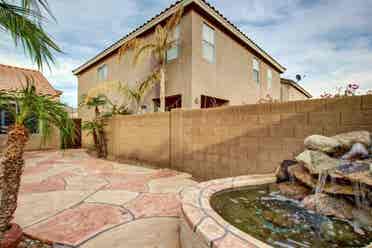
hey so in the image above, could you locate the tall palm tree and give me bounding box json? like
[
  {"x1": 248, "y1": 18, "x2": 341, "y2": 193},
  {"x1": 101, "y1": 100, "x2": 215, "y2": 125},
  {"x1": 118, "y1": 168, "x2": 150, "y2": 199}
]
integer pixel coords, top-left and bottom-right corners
[
  {"x1": 0, "y1": 0, "x2": 61, "y2": 69},
  {"x1": 118, "y1": 7, "x2": 183, "y2": 112},
  {"x1": 0, "y1": 81, "x2": 75, "y2": 240}
]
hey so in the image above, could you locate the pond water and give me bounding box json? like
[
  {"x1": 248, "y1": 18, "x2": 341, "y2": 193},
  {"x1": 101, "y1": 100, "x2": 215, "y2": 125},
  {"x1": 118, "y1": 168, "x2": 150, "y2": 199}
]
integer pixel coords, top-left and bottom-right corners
[{"x1": 210, "y1": 184, "x2": 372, "y2": 248}]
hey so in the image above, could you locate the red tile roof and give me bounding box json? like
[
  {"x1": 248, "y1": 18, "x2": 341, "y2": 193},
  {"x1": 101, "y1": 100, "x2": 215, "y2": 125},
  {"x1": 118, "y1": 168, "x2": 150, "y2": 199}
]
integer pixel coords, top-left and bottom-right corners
[{"x1": 0, "y1": 64, "x2": 62, "y2": 96}]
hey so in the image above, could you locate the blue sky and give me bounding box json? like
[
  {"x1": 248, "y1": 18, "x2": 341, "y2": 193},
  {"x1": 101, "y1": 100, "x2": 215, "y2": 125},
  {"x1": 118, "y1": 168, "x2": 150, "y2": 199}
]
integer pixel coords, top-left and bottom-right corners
[{"x1": 1, "y1": 0, "x2": 372, "y2": 107}]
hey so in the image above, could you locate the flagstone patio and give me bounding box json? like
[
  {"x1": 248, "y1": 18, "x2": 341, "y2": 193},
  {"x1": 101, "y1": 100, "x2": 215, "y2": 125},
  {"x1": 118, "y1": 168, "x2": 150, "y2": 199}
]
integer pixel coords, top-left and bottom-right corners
[{"x1": 15, "y1": 149, "x2": 197, "y2": 247}]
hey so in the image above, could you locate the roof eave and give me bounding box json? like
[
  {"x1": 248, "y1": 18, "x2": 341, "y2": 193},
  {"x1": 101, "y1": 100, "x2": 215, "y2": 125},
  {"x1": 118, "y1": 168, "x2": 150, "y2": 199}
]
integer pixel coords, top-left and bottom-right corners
[{"x1": 72, "y1": 0, "x2": 286, "y2": 75}]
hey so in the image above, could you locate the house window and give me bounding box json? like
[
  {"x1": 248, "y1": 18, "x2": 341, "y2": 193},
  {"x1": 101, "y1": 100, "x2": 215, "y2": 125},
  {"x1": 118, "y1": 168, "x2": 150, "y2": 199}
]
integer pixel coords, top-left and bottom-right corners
[
  {"x1": 0, "y1": 108, "x2": 38, "y2": 134},
  {"x1": 97, "y1": 64, "x2": 108, "y2": 81},
  {"x1": 167, "y1": 26, "x2": 180, "y2": 62},
  {"x1": 267, "y1": 69, "x2": 272, "y2": 89},
  {"x1": 202, "y1": 23, "x2": 215, "y2": 63},
  {"x1": 253, "y1": 58, "x2": 260, "y2": 84},
  {"x1": 0, "y1": 109, "x2": 14, "y2": 134}
]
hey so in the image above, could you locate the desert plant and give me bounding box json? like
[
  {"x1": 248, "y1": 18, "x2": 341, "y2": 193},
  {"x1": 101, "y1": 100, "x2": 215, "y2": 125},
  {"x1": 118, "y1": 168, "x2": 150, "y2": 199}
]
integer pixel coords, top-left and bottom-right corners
[
  {"x1": 0, "y1": 82, "x2": 75, "y2": 240},
  {"x1": 80, "y1": 94, "x2": 109, "y2": 158},
  {"x1": 122, "y1": 72, "x2": 160, "y2": 114},
  {"x1": 118, "y1": 7, "x2": 183, "y2": 112},
  {"x1": 0, "y1": 0, "x2": 61, "y2": 69}
]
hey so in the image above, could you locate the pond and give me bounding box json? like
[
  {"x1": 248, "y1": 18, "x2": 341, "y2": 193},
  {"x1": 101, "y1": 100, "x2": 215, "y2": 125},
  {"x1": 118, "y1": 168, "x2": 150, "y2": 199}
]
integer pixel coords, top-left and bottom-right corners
[{"x1": 210, "y1": 184, "x2": 372, "y2": 248}]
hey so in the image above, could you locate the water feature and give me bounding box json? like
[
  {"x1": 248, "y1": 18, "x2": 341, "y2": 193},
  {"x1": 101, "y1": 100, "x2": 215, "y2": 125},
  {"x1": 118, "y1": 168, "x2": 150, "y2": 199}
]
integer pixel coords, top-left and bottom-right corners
[{"x1": 211, "y1": 184, "x2": 372, "y2": 248}]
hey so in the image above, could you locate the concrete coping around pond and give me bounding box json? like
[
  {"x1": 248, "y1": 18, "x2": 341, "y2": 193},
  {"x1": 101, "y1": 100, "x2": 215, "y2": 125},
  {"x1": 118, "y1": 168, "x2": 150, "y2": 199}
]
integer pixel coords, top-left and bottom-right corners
[{"x1": 180, "y1": 174, "x2": 277, "y2": 248}]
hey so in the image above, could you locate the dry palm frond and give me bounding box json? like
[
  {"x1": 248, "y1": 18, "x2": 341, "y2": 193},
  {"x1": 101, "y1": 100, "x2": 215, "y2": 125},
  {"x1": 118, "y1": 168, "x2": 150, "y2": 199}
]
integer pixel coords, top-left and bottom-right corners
[
  {"x1": 118, "y1": 38, "x2": 143, "y2": 61},
  {"x1": 132, "y1": 43, "x2": 157, "y2": 65},
  {"x1": 165, "y1": 6, "x2": 183, "y2": 31}
]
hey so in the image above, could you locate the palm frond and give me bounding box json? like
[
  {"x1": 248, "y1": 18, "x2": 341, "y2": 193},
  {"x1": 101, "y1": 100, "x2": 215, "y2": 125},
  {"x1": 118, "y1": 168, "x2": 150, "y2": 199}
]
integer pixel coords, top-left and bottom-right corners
[
  {"x1": 0, "y1": 1, "x2": 61, "y2": 69},
  {"x1": 21, "y1": 0, "x2": 55, "y2": 21},
  {"x1": 165, "y1": 6, "x2": 183, "y2": 31},
  {"x1": 118, "y1": 38, "x2": 142, "y2": 61},
  {"x1": 8, "y1": 78, "x2": 76, "y2": 146},
  {"x1": 133, "y1": 43, "x2": 157, "y2": 65}
]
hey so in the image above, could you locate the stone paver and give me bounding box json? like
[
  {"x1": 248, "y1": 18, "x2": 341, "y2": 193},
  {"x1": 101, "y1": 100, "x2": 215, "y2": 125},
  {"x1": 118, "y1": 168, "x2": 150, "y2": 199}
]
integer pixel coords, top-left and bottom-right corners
[
  {"x1": 15, "y1": 149, "x2": 197, "y2": 247},
  {"x1": 80, "y1": 217, "x2": 180, "y2": 248}
]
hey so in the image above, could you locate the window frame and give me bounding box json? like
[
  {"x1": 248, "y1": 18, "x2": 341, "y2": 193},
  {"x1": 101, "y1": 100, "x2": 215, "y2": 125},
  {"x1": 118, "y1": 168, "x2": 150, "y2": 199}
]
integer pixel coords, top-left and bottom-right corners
[
  {"x1": 97, "y1": 64, "x2": 108, "y2": 81},
  {"x1": 253, "y1": 58, "x2": 260, "y2": 84},
  {"x1": 167, "y1": 25, "x2": 181, "y2": 62},
  {"x1": 202, "y1": 23, "x2": 215, "y2": 63}
]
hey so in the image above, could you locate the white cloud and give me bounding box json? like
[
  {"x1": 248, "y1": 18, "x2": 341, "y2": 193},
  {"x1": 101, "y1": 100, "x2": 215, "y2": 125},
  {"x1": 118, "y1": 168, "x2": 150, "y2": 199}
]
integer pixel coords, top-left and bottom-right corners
[{"x1": 1, "y1": 0, "x2": 371, "y2": 107}]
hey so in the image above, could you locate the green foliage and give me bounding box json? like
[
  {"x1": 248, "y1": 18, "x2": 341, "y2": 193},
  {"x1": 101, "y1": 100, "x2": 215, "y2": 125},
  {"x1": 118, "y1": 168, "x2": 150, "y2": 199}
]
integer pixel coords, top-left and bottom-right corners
[
  {"x1": 0, "y1": 79, "x2": 76, "y2": 147},
  {"x1": 0, "y1": 0, "x2": 61, "y2": 69}
]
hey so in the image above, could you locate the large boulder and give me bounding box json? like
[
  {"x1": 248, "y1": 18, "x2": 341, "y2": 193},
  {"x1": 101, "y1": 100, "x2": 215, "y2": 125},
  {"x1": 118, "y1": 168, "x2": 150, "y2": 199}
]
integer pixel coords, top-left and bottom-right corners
[
  {"x1": 301, "y1": 193, "x2": 353, "y2": 220},
  {"x1": 304, "y1": 135, "x2": 342, "y2": 154},
  {"x1": 295, "y1": 150, "x2": 339, "y2": 174},
  {"x1": 333, "y1": 131, "x2": 371, "y2": 149}
]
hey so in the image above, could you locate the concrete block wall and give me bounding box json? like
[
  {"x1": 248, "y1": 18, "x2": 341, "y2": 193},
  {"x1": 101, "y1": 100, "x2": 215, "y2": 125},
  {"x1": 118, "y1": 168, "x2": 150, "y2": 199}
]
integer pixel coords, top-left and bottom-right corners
[
  {"x1": 106, "y1": 112, "x2": 171, "y2": 167},
  {"x1": 105, "y1": 95, "x2": 372, "y2": 180}
]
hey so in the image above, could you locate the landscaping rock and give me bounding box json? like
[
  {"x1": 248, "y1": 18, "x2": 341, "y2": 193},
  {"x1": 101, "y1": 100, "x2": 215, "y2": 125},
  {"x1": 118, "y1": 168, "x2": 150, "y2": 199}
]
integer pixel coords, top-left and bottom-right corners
[
  {"x1": 278, "y1": 182, "x2": 311, "y2": 200},
  {"x1": 342, "y1": 143, "x2": 369, "y2": 160},
  {"x1": 302, "y1": 193, "x2": 353, "y2": 220},
  {"x1": 352, "y1": 208, "x2": 372, "y2": 230},
  {"x1": 295, "y1": 150, "x2": 339, "y2": 174},
  {"x1": 288, "y1": 164, "x2": 354, "y2": 195},
  {"x1": 304, "y1": 135, "x2": 342, "y2": 154},
  {"x1": 333, "y1": 131, "x2": 371, "y2": 149},
  {"x1": 262, "y1": 210, "x2": 296, "y2": 228},
  {"x1": 275, "y1": 160, "x2": 297, "y2": 183}
]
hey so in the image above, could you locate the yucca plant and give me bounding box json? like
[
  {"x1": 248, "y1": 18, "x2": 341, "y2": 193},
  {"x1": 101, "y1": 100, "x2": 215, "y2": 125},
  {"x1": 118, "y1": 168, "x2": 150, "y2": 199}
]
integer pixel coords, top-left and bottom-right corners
[
  {"x1": 0, "y1": 81, "x2": 75, "y2": 241},
  {"x1": 0, "y1": 0, "x2": 61, "y2": 69},
  {"x1": 118, "y1": 7, "x2": 183, "y2": 112}
]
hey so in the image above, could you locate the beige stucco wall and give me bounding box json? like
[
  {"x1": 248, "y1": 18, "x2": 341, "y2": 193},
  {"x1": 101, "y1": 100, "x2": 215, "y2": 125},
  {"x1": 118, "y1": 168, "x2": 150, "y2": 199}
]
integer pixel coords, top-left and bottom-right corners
[
  {"x1": 76, "y1": 9, "x2": 285, "y2": 147},
  {"x1": 77, "y1": 11, "x2": 193, "y2": 147},
  {"x1": 281, "y1": 84, "x2": 309, "y2": 102},
  {"x1": 0, "y1": 127, "x2": 60, "y2": 152},
  {"x1": 190, "y1": 10, "x2": 281, "y2": 108},
  {"x1": 77, "y1": 11, "x2": 193, "y2": 118}
]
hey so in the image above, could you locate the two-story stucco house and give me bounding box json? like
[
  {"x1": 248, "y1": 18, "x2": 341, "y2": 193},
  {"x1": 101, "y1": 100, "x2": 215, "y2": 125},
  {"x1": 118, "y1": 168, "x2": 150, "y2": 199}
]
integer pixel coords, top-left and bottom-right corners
[{"x1": 73, "y1": 0, "x2": 310, "y2": 118}]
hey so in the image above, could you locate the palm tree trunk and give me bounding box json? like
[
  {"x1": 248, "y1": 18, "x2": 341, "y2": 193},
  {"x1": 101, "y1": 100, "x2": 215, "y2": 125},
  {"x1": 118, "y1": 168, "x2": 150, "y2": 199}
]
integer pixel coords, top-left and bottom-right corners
[
  {"x1": 0, "y1": 125, "x2": 29, "y2": 236},
  {"x1": 159, "y1": 67, "x2": 166, "y2": 112},
  {"x1": 92, "y1": 127, "x2": 100, "y2": 156},
  {"x1": 97, "y1": 127, "x2": 107, "y2": 158}
]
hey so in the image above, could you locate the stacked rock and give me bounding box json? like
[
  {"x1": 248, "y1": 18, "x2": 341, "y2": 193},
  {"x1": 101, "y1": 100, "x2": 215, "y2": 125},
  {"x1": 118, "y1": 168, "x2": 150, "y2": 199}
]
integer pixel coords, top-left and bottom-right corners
[{"x1": 276, "y1": 130, "x2": 372, "y2": 231}]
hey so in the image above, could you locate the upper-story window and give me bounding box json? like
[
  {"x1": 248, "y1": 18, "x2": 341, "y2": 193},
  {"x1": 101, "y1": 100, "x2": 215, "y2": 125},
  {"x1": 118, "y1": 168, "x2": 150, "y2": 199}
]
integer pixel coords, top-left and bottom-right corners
[
  {"x1": 167, "y1": 25, "x2": 180, "y2": 62},
  {"x1": 267, "y1": 69, "x2": 272, "y2": 89},
  {"x1": 253, "y1": 58, "x2": 260, "y2": 84},
  {"x1": 97, "y1": 64, "x2": 108, "y2": 81},
  {"x1": 202, "y1": 23, "x2": 215, "y2": 63}
]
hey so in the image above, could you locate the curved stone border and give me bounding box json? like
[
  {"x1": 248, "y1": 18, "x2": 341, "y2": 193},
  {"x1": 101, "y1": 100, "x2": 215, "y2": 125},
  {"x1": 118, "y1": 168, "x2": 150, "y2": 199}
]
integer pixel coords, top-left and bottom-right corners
[{"x1": 180, "y1": 174, "x2": 276, "y2": 248}]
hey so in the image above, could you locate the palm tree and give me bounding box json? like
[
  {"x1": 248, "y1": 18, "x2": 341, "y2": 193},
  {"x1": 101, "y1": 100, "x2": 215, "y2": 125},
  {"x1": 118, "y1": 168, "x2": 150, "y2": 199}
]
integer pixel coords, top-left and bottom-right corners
[
  {"x1": 118, "y1": 7, "x2": 183, "y2": 112},
  {"x1": 0, "y1": 0, "x2": 61, "y2": 69},
  {"x1": 0, "y1": 81, "x2": 75, "y2": 240},
  {"x1": 80, "y1": 94, "x2": 108, "y2": 158},
  {"x1": 122, "y1": 72, "x2": 160, "y2": 114}
]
